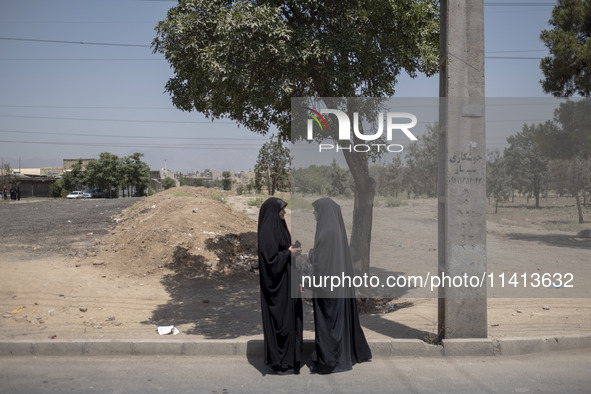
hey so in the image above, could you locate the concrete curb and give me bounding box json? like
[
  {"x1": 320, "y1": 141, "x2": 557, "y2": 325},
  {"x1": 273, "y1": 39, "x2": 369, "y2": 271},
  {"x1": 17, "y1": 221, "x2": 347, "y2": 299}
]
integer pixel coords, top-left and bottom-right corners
[{"x1": 1, "y1": 334, "x2": 590, "y2": 357}]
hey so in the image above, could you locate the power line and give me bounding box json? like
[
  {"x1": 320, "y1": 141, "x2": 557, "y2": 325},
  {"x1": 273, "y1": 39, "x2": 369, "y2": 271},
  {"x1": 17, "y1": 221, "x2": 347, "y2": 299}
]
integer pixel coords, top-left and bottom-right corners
[
  {"x1": 0, "y1": 20, "x2": 157, "y2": 24},
  {"x1": 0, "y1": 114, "x2": 237, "y2": 124},
  {"x1": 0, "y1": 105, "x2": 176, "y2": 110},
  {"x1": 0, "y1": 37, "x2": 150, "y2": 48},
  {"x1": 0, "y1": 58, "x2": 161, "y2": 61},
  {"x1": 0, "y1": 139, "x2": 263, "y2": 150},
  {"x1": 0, "y1": 129, "x2": 266, "y2": 142},
  {"x1": 486, "y1": 56, "x2": 542, "y2": 59},
  {"x1": 487, "y1": 50, "x2": 546, "y2": 53},
  {"x1": 483, "y1": 2, "x2": 556, "y2": 6}
]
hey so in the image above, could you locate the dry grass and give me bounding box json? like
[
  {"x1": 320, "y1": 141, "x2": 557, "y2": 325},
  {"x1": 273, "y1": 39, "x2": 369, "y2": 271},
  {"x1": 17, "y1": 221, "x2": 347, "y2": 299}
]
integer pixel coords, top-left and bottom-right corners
[{"x1": 487, "y1": 196, "x2": 591, "y2": 232}]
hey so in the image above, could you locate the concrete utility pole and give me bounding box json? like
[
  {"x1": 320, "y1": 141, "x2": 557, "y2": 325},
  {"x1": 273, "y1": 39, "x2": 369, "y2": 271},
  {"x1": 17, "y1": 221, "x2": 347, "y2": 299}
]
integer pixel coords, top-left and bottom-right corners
[{"x1": 438, "y1": 0, "x2": 487, "y2": 338}]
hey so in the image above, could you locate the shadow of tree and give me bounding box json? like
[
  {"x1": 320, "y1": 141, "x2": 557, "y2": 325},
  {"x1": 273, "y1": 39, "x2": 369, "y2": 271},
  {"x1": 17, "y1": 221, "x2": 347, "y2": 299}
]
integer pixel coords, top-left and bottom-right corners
[
  {"x1": 360, "y1": 312, "x2": 437, "y2": 342},
  {"x1": 299, "y1": 265, "x2": 436, "y2": 341},
  {"x1": 507, "y1": 232, "x2": 591, "y2": 250},
  {"x1": 146, "y1": 235, "x2": 436, "y2": 342},
  {"x1": 357, "y1": 266, "x2": 437, "y2": 341},
  {"x1": 144, "y1": 232, "x2": 265, "y2": 339},
  {"x1": 204, "y1": 231, "x2": 259, "y2": 271}
]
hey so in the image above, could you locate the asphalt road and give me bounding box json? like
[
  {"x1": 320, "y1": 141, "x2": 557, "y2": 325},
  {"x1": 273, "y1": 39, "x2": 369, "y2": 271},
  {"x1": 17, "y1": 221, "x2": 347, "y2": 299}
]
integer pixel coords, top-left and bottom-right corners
[{"x1": 1, "y1": 349, "x2": 590, "y2": 393}]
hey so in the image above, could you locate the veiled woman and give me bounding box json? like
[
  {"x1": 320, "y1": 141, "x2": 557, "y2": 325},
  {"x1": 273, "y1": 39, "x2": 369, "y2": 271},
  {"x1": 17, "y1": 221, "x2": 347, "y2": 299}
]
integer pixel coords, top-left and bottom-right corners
[
  {"x1": 310, "y1": 197, "x2": 372, "y2": 374},
  {"x1": 257, "y1": 197, "x2": 303, "y2": 374}
]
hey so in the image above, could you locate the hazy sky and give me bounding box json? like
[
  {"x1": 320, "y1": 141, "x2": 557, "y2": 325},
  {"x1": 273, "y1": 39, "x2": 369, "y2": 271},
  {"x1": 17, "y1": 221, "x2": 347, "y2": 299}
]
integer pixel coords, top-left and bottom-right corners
[{"x1": 0, "y1": 1, "x2": 557, "y2": 172}]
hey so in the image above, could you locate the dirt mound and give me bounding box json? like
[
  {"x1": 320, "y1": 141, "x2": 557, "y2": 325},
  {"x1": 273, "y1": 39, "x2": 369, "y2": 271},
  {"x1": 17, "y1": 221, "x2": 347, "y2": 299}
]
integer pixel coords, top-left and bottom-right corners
[{"x1": 87, "y1": 187, "x2": 259, "y2": 278}]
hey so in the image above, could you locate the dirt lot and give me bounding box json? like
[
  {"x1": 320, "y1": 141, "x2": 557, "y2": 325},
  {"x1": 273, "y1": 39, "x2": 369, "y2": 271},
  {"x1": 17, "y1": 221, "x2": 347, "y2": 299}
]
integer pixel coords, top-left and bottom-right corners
[{"x1": 0, "y1": 187, "x2": 590, "y2": 342}]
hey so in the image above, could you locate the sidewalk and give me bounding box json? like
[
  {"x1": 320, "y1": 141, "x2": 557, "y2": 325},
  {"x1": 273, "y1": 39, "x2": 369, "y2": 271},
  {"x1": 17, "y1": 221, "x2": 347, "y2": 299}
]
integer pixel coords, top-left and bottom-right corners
[
  {"x1": 2, "y1": 296, "x2": 590, "y2": 358},
  {"x1": 2, "y1": 334, "x2": 590, "y2": 358}
]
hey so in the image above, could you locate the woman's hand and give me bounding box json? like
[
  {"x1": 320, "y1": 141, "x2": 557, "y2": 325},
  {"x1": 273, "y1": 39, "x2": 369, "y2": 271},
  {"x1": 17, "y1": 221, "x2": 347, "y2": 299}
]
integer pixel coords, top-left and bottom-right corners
[{"x1": 289, "y1": 245, "x2": 302, "y2": 257}]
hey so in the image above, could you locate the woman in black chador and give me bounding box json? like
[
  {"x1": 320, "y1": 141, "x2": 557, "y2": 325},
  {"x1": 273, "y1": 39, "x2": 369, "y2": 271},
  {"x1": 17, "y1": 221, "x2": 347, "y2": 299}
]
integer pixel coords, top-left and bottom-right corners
[
  {"x1": 309, "y1": 198, "x2": 372, "y2": 374},
  {"x1": 257, "y1": 197, "x2": 303, "y2": 374}
]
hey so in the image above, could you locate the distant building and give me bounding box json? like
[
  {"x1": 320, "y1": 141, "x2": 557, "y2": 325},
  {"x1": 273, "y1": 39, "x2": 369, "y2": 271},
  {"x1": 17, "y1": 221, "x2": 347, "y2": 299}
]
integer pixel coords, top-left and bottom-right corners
[
  {"x1": 178, "y1": 169, "x2": 255, "y2": 190},
  {"x1": 150, "y1": 168, "x2": 180, "y2": 191},
  {"x1": 233, "y1": 170, "x2": 255, "y2": 186},
  {"x1": 63, "y1": 159, "x2": 92, "y2": 171},
  {"x1": 9, "y1": 171, "x2": 59, "y2": 198},
  {"x1": 6, "y1": 159, "x2": 91, "y2": 198}
]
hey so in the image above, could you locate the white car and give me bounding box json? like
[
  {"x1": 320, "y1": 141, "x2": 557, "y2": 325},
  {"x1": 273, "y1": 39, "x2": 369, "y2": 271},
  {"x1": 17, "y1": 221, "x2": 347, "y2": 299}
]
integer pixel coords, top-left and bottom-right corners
[{"x1": 66, "y1": 191, "x2": 85, "y2": 199}]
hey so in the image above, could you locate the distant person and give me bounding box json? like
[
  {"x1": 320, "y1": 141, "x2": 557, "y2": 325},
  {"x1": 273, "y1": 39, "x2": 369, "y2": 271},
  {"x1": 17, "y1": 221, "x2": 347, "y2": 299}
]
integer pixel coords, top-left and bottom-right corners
[
  {"x1": 16, "y1": 186, "x2": 20, "y2": 201},
  {"x1": 308, "y1": 198, "x2": 372, "y2": 374},
  {"x1": 257, "y1": 197, "x2": 303, "y2": 375}
]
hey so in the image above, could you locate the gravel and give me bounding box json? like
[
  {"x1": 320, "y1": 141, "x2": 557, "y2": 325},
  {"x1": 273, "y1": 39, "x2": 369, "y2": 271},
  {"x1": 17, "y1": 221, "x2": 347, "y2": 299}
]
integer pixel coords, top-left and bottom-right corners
[{"x1": 0, "y1": 198, "x2": 140, "y2": 257}]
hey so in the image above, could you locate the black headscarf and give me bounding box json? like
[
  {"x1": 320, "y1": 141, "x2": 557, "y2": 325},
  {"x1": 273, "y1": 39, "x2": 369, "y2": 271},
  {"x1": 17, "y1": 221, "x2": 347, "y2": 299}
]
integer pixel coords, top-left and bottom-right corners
[
  {"x1": 312, "y1": 197, "x2": 355, "y2": 297},
  {"x1": 257, "y1": 197, "x2": 302, "y2": 372},
  {"x1": 258, "y1": 197, "x2": 291, "y2": 272},
  {"x1": 310, "y1": 198, "x2": 372, "y2": 374}
]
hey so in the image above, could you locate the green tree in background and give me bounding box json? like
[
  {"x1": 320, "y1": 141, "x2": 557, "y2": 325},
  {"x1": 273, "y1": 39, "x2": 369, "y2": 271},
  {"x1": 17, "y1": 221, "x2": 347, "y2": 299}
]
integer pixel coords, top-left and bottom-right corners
[
  {"x1": 222, "y1": 171, "x2": 232, "y2": 191},
  {"x1": 161, "y1": 177, "x2": 177, "y2": 190},
  {"x1": 327, "y1": 158, "x2": 350, "y2": 197},
  {"x1": 61, "y1": 159, "x2": 86, "y2": 194},
  {"x1": 122, "y1": 152, "x2": 151, "y2": 197},
  {"x1": 487, "y1": 151, "x2": 512, "y2": 214},
  {"x1": 85, "y1": 153, "x2": 122, "y2": 198},
  {"x1": 504, "y1": 123, "x2": 549, "y2": 208},
  {"x1": 404, "y1": 123, "x2": 438, "y2": 197},
  {"x1": 536, "y1": 100, "x2": 591, "y2": 223},
  {"x1": 254, "y1": 135, "x2": 291, "y2": 196},
  {"x1": 152, "y1": 0, "x2": 439, "y2": 275}
]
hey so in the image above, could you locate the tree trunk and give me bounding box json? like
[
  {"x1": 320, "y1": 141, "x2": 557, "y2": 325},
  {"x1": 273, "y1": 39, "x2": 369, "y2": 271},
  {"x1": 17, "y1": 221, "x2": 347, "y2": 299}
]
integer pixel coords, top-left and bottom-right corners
[
  {"x1": 317, "y1": 98, "x2": 376, "y2": 279},
  {"x1": 342, "y1": 148, "x2": 376, "y2": 277},
  {"x1": 571, "y1": 157, "x2": 585, "y2": 224},
  {"x1": 534, "y1": 176, "x2": 540, "y2": 208},
  {"x1": 575, "y1": 192, "x2": 584, "y2": 223}
]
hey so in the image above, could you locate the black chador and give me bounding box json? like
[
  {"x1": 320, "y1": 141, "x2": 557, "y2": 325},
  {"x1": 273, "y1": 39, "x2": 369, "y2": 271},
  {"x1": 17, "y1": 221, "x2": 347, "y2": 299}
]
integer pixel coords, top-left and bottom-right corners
[
  {"x1": 310, "y1": 198, "x2": 372, "y2": 374},
  {"x1": 257, "y1": 197, "x2": 303, "y2": 374}
]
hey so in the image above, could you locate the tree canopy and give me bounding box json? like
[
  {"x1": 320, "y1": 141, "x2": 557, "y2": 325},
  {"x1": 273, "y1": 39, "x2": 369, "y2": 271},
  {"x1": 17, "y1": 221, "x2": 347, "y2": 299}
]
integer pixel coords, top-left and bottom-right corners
[
  {"x1": 152, "y1": 0, "x2": 439, "y2": 138},
  {"x1": 540, "y1": 0, "x2": 591, "y2": 97}
]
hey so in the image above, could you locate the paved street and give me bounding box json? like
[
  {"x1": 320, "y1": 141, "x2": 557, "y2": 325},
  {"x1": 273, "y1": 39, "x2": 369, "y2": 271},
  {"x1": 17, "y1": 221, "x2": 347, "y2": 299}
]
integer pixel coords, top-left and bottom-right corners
[{"x1": 1, "y1": 349, "x2": 590, "y2": 393}]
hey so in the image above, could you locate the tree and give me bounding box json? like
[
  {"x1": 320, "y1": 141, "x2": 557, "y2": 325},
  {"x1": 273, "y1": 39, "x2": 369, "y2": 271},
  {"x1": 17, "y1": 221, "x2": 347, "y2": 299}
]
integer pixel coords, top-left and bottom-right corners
[
  {"x1": 292, "y1": 165, "x2": 330, "y2": 195},
  {"x1": 222, "y1": 171, "x2": 232, "y2": 191},
  {"x1": 404, "y1": 123, "x2": 438, "y2": 197},
  {"x1": 161, "y1": 177, "x2": 176, "y2": 190},
  {"x1": 385, "y1": 156, "x2": 405, "y2": 198},
  {"x1": 121, "y1": 153, "x2": 151, "y2": 197},
  {"x1": 61, "y1": 159, "x2": 86, "y2": 193},
  {"x1": 0, "y1": 161, "x2": 14, "y2": 196},
  {"x1": 540, "y1": 0, "x2": 591, "y2": 97},
  {"x1": 85, "y1": 153, "x2": 122, "y2": 198},
  {"x1": 153, "y1": 0, "x2": 439, "y2": 275},
  {"x1": 254, "y1": 135, "x2": 292, "y2": 196},
  {"x1": 487, "y1": 151, "x2": 511, "y2": 214},
  {"x1": 327, "y1": 158, "x2": 350, "y2": 197},
  {"x1": 536, "y1": 100, "x2": 591, "y2": 223},
  {"x1": 539, "y1": 0, "x2": 591, "y2": 221},
  {"x1": 504, "y1": 123, "x2": 549, "y2": 208}
]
